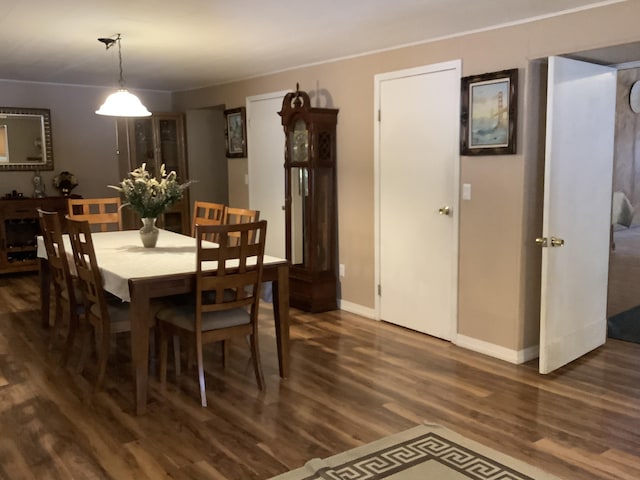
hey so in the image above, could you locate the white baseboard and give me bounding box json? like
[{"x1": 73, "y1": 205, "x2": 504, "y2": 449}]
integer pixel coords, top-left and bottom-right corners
[
  {"x1": 455, "y1": 334, "x2": 539, "y2": 365},
  {"x1": 337, "y1": 299, "x2": 376, "y2": 319},
  {"x1": 334, "y1": 302, "x2": 540, "y2": 366}
]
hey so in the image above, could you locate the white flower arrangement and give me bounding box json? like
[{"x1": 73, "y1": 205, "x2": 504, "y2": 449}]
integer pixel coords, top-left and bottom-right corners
[{"x1": 109, "y1": 163, "x2": 192, "y2": 218}]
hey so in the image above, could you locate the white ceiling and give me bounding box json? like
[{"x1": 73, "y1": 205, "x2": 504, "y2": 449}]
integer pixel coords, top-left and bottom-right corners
[{"x1": 0, "y1": 0, "x2": 625, "y2": 92}]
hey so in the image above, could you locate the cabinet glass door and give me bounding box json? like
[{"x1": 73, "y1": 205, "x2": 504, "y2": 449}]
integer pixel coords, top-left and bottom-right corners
[
  {"x1": 159, "y1": 118, "x2": 179, "y2": 173},
  {"x1": 132, "y1": 119, "x2": 155, "y2": 173}
]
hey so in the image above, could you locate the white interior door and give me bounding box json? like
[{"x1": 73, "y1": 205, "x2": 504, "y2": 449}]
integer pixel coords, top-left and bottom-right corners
[
  {"x1": 247, "y1": 91, "x2": 288, "y2": 258},
  {"x1": 376, "y1": 61, "x2": 460, "y2": 340},
  {"x1": 539, "y1": 56, "x2": 617, "y2": 374}
]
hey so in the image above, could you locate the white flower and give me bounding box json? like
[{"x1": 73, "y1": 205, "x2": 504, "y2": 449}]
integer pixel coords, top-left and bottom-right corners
[{"x1": 109, "y1": 163, "x2": 192, "y2": 218}]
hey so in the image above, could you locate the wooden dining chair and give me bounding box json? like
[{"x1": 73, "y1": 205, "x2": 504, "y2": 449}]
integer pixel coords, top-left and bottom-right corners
[
  {"x1": 156, "y1": 220, "x2": 268, "y2": 407},
  {"x1": 66, "y1": 217, "x2": 146, "y2": 390},
  {"x1": 191, "y1": 200, "x2": 226, "y2": 240},
  {"x1": 67, "y1": 197, "x2": 122, "y2": 232},
  {"x1": 37, "y1": 208, "x2": 81, "y2": 365},
  {"x1": 223, "y1": 206, "x2": 260, "y2": 246}
]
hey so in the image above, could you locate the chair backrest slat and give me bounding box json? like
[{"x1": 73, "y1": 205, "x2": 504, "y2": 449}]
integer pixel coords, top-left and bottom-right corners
[
  {"x1": 38, "y1": 208, "x2": 75, "y2": 302},
  {"x1": 222, "y1": 207, "x2": 260, "y2": 246},
  {"x1": 195, "y1": 221, "x2": 267, "y2": 318},
  {"x1": 68, "y1": 197, "x2": 122, "y2": 232},
  {"x1": 192, "y1": 201, "x2": 226, "y2": 241},
  {"x1": 66, "y1": 217, "x2": 109, "y2": 326}
]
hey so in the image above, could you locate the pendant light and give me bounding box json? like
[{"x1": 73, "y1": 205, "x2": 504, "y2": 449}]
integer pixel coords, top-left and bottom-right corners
[{"x1": 96, "y1": 34, "x2": 151, "y2": 117}]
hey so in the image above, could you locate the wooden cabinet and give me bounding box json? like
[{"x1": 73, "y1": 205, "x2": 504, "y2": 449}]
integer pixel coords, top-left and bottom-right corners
[
  {"x1": 117, "y1": 113, "x2": 190, "y2": 234},
  {"x1": 0, "y1": 196, "x2": 68, "y2": 274},
  {"x1": 279, "y1": 86, "x2": 339, "y2": 312}
]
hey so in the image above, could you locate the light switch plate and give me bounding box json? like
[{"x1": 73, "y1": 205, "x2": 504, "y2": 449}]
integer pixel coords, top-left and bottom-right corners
[{"x1": 462, "y1": 183, "x2": 471, "y2": 200}]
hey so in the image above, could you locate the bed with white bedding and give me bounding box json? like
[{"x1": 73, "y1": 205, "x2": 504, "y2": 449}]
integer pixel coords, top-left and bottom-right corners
[{"x1": 608, "y1": 191, "x2": 640, "y2": 317}]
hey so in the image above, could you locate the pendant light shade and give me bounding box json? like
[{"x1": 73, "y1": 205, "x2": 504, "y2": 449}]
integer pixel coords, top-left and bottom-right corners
[
  {"x1": 96, "y1": 34, "x2": 151, "y2": 117},
  {"x1": 96, "y1": 89, "x2": 151, "y2": 117}
]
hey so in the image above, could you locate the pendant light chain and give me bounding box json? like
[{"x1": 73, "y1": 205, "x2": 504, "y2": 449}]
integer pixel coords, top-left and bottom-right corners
[{"x1": 116, "y1": 34, "x2": 125, "y2": 89}]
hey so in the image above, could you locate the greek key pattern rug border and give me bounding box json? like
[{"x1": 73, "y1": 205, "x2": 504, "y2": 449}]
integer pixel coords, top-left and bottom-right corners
[{"x1": 300, "y1": 432, "x2": 535, "y2": 480}]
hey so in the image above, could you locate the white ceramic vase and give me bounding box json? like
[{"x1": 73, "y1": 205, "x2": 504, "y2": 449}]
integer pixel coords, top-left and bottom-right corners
[{"x1": 139, "y1": 217, "x2": 159, "y2": 248}]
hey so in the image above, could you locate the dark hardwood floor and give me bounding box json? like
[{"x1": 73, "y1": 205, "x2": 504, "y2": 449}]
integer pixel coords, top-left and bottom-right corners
[{"x1": 0, "y1": 272, "x2": 639, "y2": 479}]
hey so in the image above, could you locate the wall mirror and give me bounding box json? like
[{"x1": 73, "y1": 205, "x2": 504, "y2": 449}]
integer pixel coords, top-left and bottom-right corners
[{"x1": 0, "y1": 107, "x2": 54, "y2": 171}]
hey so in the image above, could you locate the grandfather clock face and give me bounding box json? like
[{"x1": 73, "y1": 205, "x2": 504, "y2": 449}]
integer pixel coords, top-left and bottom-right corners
[{"x1": 290, "y1": 119, "x2": 309, "y2": 163}]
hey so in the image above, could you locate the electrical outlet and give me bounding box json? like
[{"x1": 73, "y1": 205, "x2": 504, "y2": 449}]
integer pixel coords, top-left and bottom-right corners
[{"x1": 339, "y1": 264, "x2": 345, "y2": 277}]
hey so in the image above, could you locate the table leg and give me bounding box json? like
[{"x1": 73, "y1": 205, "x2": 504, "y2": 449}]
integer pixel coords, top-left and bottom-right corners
[
  {"x1": 271, "y1": 264, "x2": 290, "y2": 378},
  {"x1": 39, "y1": 258, "x2": 51, "y2": 328},
  {"x1": 128, "y1": 280, "x2": 150, "y2": 415}
]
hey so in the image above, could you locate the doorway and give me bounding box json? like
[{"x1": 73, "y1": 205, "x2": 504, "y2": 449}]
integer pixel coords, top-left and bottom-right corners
[
  {"x1": 605, "y1": 68, "x2": 640, "y2": 343},
  {"x1": 374, "y1": 60, "x2": 461, "y2": 340},
  {"x1": 186, "y1": 107, "x2": 228, "y2": 206},
  {"x1": 246, "y1": 91, "x2": 288, "y2": 259}
]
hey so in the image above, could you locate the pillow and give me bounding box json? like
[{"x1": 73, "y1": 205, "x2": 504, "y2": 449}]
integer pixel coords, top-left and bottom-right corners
[
  {"x1": 631, "y1": 204, "x2": 640, "y2": 226},
  {"x1": 612, "y1": 191, "x2": 633, "y2": 227}
]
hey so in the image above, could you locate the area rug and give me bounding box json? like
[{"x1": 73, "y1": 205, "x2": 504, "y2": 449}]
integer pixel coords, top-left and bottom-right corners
[
  {"x1": 608, "y1": 305, "x2": 640, "y2": 343},
  {"x1": 269, "y1": 422, "x2": 560, "y2": 480}
]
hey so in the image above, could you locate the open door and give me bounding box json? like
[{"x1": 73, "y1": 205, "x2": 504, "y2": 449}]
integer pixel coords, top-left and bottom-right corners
[
  {"x1": 539, "y1": 56, "x2": 617, "y2": 374},
  {"x1": 246, "y1": 91, "x2": 288, "y2": 259}
]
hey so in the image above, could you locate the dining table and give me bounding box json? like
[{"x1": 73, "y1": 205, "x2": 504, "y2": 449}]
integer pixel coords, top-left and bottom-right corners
[{"x1": 37, "y1": 228, "x2": 290, "y2": 415}]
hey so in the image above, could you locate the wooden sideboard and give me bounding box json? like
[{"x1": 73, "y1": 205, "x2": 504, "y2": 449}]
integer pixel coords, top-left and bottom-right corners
[{"x1": 0, "y1": 196, "x2": 68, "y2": 274}]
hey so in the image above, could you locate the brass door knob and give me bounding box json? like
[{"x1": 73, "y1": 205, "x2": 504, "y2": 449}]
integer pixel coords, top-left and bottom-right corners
[
  {"x1": 535, "y1": 237, "x2": 548, "y2": 247},
  {"x1": 550, "y1": 236, "x2": 565, "y2": 247},
  {"x1": 439, "y1": 206, "x2": 451, "y2": 216}
]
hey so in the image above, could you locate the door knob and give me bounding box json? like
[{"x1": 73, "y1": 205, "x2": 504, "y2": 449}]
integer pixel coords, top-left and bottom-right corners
[
  {"x1": 535, "y1": 237, "x2": 548, "y2": 247},
  {"x1": 439, "y1": 206, "x2": 451, "y2": 216},
  {"x1": 550, "y1": 236, "x2": 565, "y2": 247}
]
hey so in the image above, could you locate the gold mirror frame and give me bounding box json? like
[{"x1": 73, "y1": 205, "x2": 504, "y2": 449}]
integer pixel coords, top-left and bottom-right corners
[{"x1": 0, "y1": 107, "x2": 54, "y2": 171}]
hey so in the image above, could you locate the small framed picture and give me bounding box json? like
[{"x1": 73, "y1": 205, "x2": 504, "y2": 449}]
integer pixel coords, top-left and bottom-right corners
[
  {"x1": 224, "y1": 107, "x2": 247, "y2": 158},
  {"x1": 460, "y1": 69, "x2": 518, "y2": 155}
]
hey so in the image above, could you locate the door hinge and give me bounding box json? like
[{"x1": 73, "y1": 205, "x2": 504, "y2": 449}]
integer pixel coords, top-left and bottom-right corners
[
  {"x1": 378, "y1": 109, "x2": 381, "y2": 122},
  {"x1": 378, "y1": 284, "x2": 382, "y2": 296}
]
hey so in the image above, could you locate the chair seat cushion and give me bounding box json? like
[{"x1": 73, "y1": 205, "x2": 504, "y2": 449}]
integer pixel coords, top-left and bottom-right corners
[
  {"x1": 61, "y1": 283, "x2": 85, "y2": 314},
  {"x1": 156, "y1": 304, "x2": 250, "y2": 332},
  {"x1": 91, "y1": 300, "x2": 129, "y2": 324}
]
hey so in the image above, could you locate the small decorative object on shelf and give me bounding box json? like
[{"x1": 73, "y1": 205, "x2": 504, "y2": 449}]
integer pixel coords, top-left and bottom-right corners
[
  {"x1": 32, "y1": 170, "x2": 45, "y2": 198},
  {"x1": 53, "y1": 171, "x2": 78, "y2": 196},
  {"x1": 109, "y1": 163, "x2": 192, "y2": 248}
]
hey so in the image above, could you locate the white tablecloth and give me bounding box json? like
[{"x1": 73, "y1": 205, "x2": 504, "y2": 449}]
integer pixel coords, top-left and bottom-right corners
[{"x1": 38, "y1": 229, "x2": 281, "y2": 302}]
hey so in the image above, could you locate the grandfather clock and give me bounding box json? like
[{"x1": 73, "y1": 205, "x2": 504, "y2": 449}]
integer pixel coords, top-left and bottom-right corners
[{"x1": 279, "y1": 85, "x2": 338, "y2": 312}]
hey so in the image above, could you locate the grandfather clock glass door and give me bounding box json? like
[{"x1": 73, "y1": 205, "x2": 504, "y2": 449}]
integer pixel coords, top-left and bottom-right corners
[
  {"x1": 280, "y1": 86, "x2": 338, "y2": 312},
  {"x1": 290, "y1": 119, "x2": 308, "y2": 268}
]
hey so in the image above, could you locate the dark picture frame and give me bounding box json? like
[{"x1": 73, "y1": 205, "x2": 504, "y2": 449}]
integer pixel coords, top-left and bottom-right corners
[
  {"x1": 224, "y1": 107, "x2": 247, "y2": 158},
  {"x1": 460, "y1": 69, "x2": 518, "y2": 155}
]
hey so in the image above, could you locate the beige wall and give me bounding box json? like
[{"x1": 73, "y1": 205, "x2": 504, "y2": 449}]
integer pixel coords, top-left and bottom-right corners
[{"x1": 173, "y1": 1, "x2": 640, "y2": 355}]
